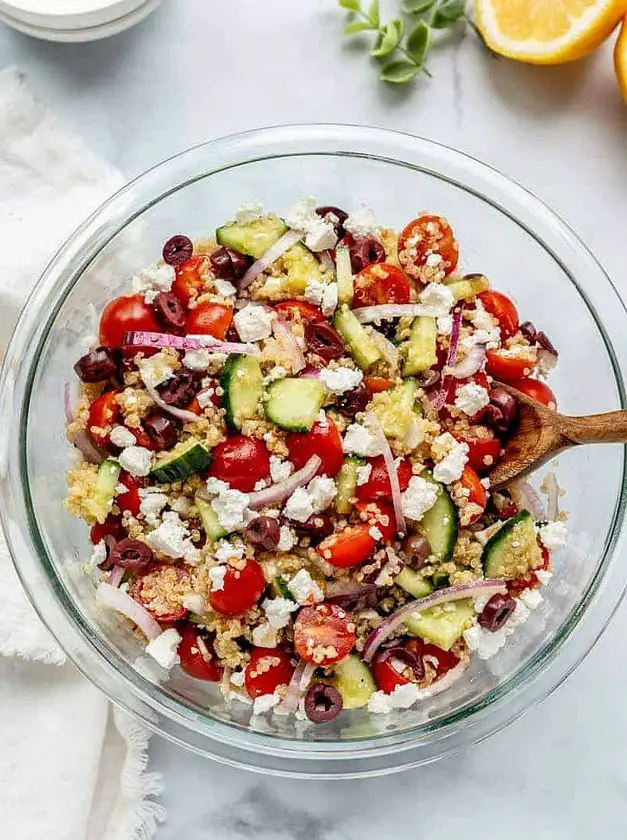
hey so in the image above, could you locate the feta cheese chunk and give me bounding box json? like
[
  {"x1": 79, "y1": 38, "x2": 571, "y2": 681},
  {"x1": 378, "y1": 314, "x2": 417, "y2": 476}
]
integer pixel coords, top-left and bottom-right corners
[
  {"x1": 344, "y1": 207, "x2": 379, "y2": 238},
  {"x1": 319, "y1": 366, "x2": 363, "y2": 394},
  {"x1": 118, "y1": 446, "x2": 152, "y2": 477},
  {"x1": 304, "y1": 277, "x2": 326, "y2": 307},
  {"x1": 418, "y1": 283, "x2": 454, "y2": 317},
  {"x1": 321, "y1": 282, "x2": 339, "y2": 317},
  {"x1": 538, "y1": 521, "x2": 568, "y2": 551},
  {"x1": 437, "y1": 315, "x2": 453, "y2": 335},
  {"x1": 109, "y1": 425, "x2": 137, "y2": 449},
  {"x1": 307, "y1": 475, "x2": 337, "y2": 512},
  {"x1": 235, "y1": 201, "x2": 264, "y2": 224},
  {"x1": 252, "y1": 692, "x2": 281, "y2": 716},
  {"x1": 139, "y1": 490, "x2": 169, "y2": 526},
  {"x1": 182, "y1": 593, "x2": 207, "y2": 614},
  {"x1": 214, "y1": 541, "x2": 245, "y2": 563},
  {"x1": 454, "y1": 383, "x2": 490, "y2": 417},
  {"x1": 343, "y1": 423, "x2": 381, "y2": 458},
  {"x1": 431, "y1": 433, "x2": 469, "y2": 484},
  {"x1": 263, "y1": 597, "x2": 298, "y2": 629},
  {"x1": 269, "y1": 455, "x2": 293, "y2": 483},
  {"x1": 214, "y1": 278, "x2": 237, "y2": 297},
  {"x1": 209, "y1": 565, "x2": 227, "y2": 592},
  {"x1": 208, "y1": 485, "x2": 251, "y2": 532},
  {"x1": 132, "y1": 263, "x2": 175, "y2": 300},
  {"x1": 368, "y1": 683, "x2": 420, "y2": 714},
  {"x1": 138, "y1": 351, "x2": 178, "y2": 389},
  {"x1": 252, "y1": 622, "x2": 279, "y2": 649},
  {"x1": 519, "y1": 588, "x2": 543, "y2": 610},
  {"x1": 90, "y1": 539, "x2": 107, "y2": 569},
  {"x1": 146, "y1": 628, "x2": 181, "y2": 670},
  {"x1": 233, "y1": 304, "x2": 274, "y2": 342},
  {"x1": 277, "y1": 525, "x2": 297, "y2": 552},
  {"x1": 356, "y1": 463, "x2": 372, "y2": 486},
  {"x1": 183, "y1": 349, "x2": 211, "y2": 371},
  {"x1": 466, "y1": 299, "x2": 498, "y2": 334},
  {"x1": 286, "y1": 195, "x2": 338, "y2": 252},
  {"x1": 288, "y1": 569, "x2": 324, "y2": 605},
  {"x1": 146, "y1": 511, "x2": 197, "y2": 560},
  {"x1": 283, "y1": 487, "x2": 314, "y2": 523},
  {"x1": 401, "y1": 476, "x2": 439, "y2": 521}
]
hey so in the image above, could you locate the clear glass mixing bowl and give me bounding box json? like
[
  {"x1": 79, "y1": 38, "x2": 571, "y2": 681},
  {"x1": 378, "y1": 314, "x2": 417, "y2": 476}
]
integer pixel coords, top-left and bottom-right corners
[{"x1": 2, "y1": 125, "x2": 627, "y2": 778}]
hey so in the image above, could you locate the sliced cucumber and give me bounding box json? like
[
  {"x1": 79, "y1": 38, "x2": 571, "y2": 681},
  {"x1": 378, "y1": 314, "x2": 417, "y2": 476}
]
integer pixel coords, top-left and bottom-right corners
[
  {"x1": 265, "y1": 377, "x2": 325, "y2": 432},
  {"x1": 85, "y1": 458, "x2": 121, "y2": 522},
  {"x1": 150, "y1": 438, "x2": 211, "y2": 483},
  {"x1": 271, "y1": 574, "x2": 293, "y2": 600},
  {"x1": 278, "y1": 242, "x2": 325, "y2": 296},
  {"x1": 332, "y1": 655, "x2": 376, "y2": 709},
  {"x1": 220, "y1": 354, "x2": 263, "y2": 430},
  {"x1": 195, "y1": 494, "x2": 227, "y2": 542},
  {"x1": 371, "y1": 379, "x2": 418, "y2": 440},
  {"x1": 335, "y1": 456, "x2": 364, "y2": 515},
  {"x1": 395, "y1": 567, "x2": 434, "y2": 599},
  {"x1": 420, "y1": 476, "x2": 458, "y2": 564},
  {"x1": 402, "y1": 316, "x2": 437, "y2": 376},
  {"x1": 336, "y1": 244, "x2": 353, "y2": 307},
  {"x1": 216, "y1": 215, "x2": 287, "y2": 259},
  {"x1": 482, "y1": 510, "x2": 543, "y2": 579},
  {"x1": 404, "y1": 599, "x2": 475, "y2": 651},
  {"x1": 333, "y1": 306, "x2": 382, "y2": 371},
  {"x1": 444, "y1": 274, "x2": 490, "y2": 302}
]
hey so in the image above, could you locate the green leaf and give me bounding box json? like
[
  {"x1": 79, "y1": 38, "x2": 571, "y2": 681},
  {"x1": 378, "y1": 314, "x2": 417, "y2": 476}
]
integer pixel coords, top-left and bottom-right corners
[
  {"x1": 379, "y1": 60, "x2": 421, "y2": 84},
  {"x1": 406, "y1": 20, "x2": 432, "y2": 65},
  {"x1": 431, "y1": 0, "x2": 467, "y2": 28},
  {"x1": 343, "y1": 21, "x2": 374, "y2": 34},
  {"x1": 367, "y1": 0, "x2": 380, "y2": 27},
  {"x1": 401, "y1": 0, "x2": 437, "y2": 13},
  {"x1": 370, "y1": 20, "x2": 403, "y2": 58},
  {"x1": 338, "y1": 0, "x2": 362, "y2": 10}
]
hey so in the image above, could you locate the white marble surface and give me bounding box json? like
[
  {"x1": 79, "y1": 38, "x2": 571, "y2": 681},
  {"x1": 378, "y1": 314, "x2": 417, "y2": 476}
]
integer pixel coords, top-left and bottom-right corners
[{"x1": 2, "y1": 1, "x2": 627, "y2": 837}]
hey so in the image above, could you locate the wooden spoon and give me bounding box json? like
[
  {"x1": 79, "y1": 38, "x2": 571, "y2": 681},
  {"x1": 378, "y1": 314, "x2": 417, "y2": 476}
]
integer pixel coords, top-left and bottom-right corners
[{"x1": 488, "y1": 382, "x2": 627, "y2": 487}]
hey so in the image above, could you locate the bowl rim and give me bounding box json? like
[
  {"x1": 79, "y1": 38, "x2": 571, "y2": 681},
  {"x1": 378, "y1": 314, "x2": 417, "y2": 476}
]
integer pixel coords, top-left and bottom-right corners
[{"x1": 2, "y1": 124, "x2": 627, "y2": 776}]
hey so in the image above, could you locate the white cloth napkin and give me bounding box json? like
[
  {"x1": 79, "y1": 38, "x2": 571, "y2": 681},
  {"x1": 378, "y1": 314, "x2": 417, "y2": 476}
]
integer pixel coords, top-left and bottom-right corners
[{"x1": 0, "y1": 66, "x2": 165, "y2": 840}]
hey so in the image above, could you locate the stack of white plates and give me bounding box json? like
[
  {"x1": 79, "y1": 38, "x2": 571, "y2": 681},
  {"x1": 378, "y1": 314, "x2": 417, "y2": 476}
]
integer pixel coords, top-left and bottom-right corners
[{"x1": 0, "y1": 0, "x2": 164, "y2": 42}]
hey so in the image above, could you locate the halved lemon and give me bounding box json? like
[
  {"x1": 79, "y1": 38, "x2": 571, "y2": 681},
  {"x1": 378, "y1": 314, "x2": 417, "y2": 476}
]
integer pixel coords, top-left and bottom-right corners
[
  {"x1": 474, "y1": 0, "x2": 627, "y2": 65},
  {"x1": 615, "y1": 16, "x2": 627, "y2": 100}
]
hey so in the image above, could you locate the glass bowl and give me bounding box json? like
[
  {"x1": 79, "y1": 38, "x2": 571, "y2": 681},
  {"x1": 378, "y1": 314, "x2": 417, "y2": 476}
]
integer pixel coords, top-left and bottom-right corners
[{"x1": 2, "y1": 125, "x2": 627, "y2": 778}]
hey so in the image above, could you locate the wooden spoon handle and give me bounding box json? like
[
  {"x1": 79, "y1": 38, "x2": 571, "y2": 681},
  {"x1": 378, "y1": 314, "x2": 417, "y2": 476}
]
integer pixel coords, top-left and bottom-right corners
[{"x1": 561, "y1": 410, "x2": 627, "y2": 445}]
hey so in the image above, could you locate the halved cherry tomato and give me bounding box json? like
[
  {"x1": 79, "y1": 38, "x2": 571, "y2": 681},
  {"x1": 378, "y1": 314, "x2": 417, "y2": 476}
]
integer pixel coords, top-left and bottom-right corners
[
  {"x1": 99, "y1": 294, "x2": 160, "y2": 348},
  {"x1": 364, "y1": 377, "x2": 396, "y2": 395},
  {"x1": 353, "y1": 263, "x2": 411, "y2": 307},
  {"x1": 185, "y1": 302, "x2": 233, "y2": 340},
  {"x1": 286, "y1": 416, "x2": 344, "y2": 478},
  {"x1": 509, "y1": 377, "x2": 557, "y2": 410},
  {"x1": 132, "y1": 564, "x2": 190, "y2": 623},
  {"x1": 172, "y1": 256, "x2": 206, "y2": 307},
  {"x1": 117, "y1": 471, "x2": 142, "y2": 516},
  {"x1": 208, "y1": 559, "x2": 266, "y2": 616},
  {"x1": 274, "y1": 299, "x2": 324, "y2": 325},
  {"x1": 406, "y1": 638, "x2": 460, "y2": 678},
  {"x1": 460, "y1": 466, "x2": 487, "y2": 524},
  {"x1": 355, "y1": 501, "x2": 396, "y2": 541},
  {"x1": 453, "y1": 426, "x2": 502, "y2": 474},
  {"x1": 293, "y1": 604, "x2": 356, "y2": 665},
  {"x1": 244, "y1": 648, "x2": 295, "y2": 699},
  {"x1": 178, "y1": 624, "x2": 223, "y2": 682},
  {"x1": 478, "y1": 291, "x2": 519, "y2": 339},
  {"x1": 208, "y1": 435, "x2": 271, "y2": 492},
  {"x1": 356, "y1": 455, "x2": 412, "y2": 501},
  {"x1": 90, "y1": 515, "x2": 125, "y2": 545},
  {"x1": 317, "y1": 524, "x2": 375, "y2": 568},
  {"x1": 88, "y1": 391, "x2": 120, "y2": 448},
  {"x1": 373, "y1": 651, "x2": 414, "y2": 694},
  {"x1": 397, "y1": 215, "x2": 459, "y2": 280},
  {"x1": 485, "y1": 350, "x2": 534, "y2": 382}
]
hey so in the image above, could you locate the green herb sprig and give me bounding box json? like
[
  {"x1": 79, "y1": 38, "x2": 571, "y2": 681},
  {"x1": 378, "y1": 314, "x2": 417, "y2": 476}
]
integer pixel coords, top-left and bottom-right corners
[{"x1": 338, "y1": 0, "x2": 478, "y2": 84}]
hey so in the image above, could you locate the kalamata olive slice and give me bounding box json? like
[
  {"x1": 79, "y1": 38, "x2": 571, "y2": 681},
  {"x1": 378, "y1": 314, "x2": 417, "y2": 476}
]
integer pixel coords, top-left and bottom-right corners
[
  {"x1": 537, "y1": 330, "x2": 558, "y2": 356},
  {"x1": 304, "y1": 683, "x2": 343, "y2": 723},
  {"x1": 244, "y1": 516, "x2": 280, "y2": 550},
  {"x1": 153, "y1": 292, "x2": 186, "y2": 331},
  {"x1": 98, "y1": 534, "x2": 118, "y2": 571},
  {"x1": 420, "y1": 369, "x2": 440, "y2": 389},
  {"x1": 334, "y1": 383, "x2": 370, "y2": 418},
  {"x1": 375, "y1": 319, "x2": 399, "y2": 341},
  {"x1": 74, "y1": 347, "x2": 117, "y2": 383},
  {"x1": 292, "y1": 513, "x2": 333, "y2": 545},
  {"x1": 315, "y1": 206, "x2": 348, "y2": 237},
  {"x1": 484, "y1": 387, "x2": 518, "y2": 436},
  {"x1": 401, "y1": 533, "x2": 431, "y2": 570},
  {"x1": 157, "y1": 371, "x2": 202, "y2": 408},
  {"x1": 304, "y1": 321, "x2": 345, "y2": 362},
  {"x1": 478, "y1": 593, "x2": 516, "y2": 632},
  {"x1": 375, "y1": 644, "x2": 425, "y2": 682},
  {"x1": 210, "y1": 246, "x2": 251, "y2": 281},
  {"x1": 109, "y1": 538, "x2": 153, "y2": 570},
  {"x1": 348, "y1": 235, "x2": 385, "y2": 273},
  {"x1": 519, "y1": 321, "x2": 537, "y2": 343},
  {"x1": 162, "y1": 235, "x2": 193, "y2": 266},
  {"x1": 144, "y1": 412, "x2": 179, "y2": 451}
]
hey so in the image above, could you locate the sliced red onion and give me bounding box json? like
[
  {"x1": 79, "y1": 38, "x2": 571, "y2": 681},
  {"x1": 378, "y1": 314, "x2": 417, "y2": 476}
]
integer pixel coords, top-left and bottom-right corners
[
  {"x1": 366, "y1": 412, "x2": 405, "y2": 537},
  {"x1": 300, "y1": 366, "x2": 321, "y2": 378},
  {"x1": 273, "y1": 316, "x2": 306, "y2": 373},
  {"x1": 353, "y1": 304, "x2": 445, "y2": 323},
  {"x1": 319, "y1": 250, "x2": 336, "y2": 276},
  {"x1": 512, "y1": 480, "x2": 545, "y2": 521},
  {"x1": 124, "y1": 331, "x2": 259, "y2": 356},
  {"x1": 247, "y1": 454, "x2": 322, "y2": 510},
  {"x1": 325, "y1": 580, "x2": 377, "y2": 604},
  {"x1": 64, "y1": 382, "x2": 74, "y2": 424},
  {"x1": 145, "y1": 382, "x2": 201, "y2": 424},
  {"x1": 277, "y1": 659, "x2": 316, "y2": 714},
  {"x1": 97, "y1": 582, "x2": 162, "y2": 641},
  {"x1": 449, "y1": 345, "x2": 487, "y2": 380},
  {"x1": 545, "y1": 471, "x2": 559, "y2": 522},
  {"x1": 108, "y1": 565, "x2": 125, "y2": 588},
  {"x1": 239, "y1": 230, "x2": 303, "y2": 290},
  {"x1": 362, "y1": 579, "x2": 507, "y2": 663},
  {"x1": 413, "y1": 659, "x2": 468, "y2": 701},
  {"x1": 432, "y1": 304, "x2": 464, "y2": 409},
  {"x1": 74, "y1": 430, "x2": 105, "y2": 464}
]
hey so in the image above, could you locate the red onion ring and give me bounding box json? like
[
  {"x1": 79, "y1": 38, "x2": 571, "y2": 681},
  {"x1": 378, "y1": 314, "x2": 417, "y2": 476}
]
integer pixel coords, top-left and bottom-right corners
[
  {"x1": 273, "y1": 316, "x2": 306, "y2": 373},
  {"x1": 325, "y1": 580, "x2": 378, "y2": 604},
  {"x1": 449, "y1": 344, "x2": 487, "y2": 380},
  {"x1": 239, "y1": 230, "x2": 303, "y2": 290},
  {"x1": 545, "y1": 471, "x2": 559, "y2": 522},
  {"x1": 319, "y1": 250, "x2": 336, "y2": 276},
  {"x1": 144, "y1": 382, "x2": 201, "y2": 424},
  {"x1": 124, "y1": 331, "x2": 259, "y2": 356},
  {"x1": 353, "y1": 303, "x2": 453, "y2": 323},
  {"x1": 246, "y1": 454, "x2": 322, "y2": 511},
  {"x1": 74, "y1": 430, "x2": 105, "y2": 464},
  {"x1": 64, "y1": 382, "x2": 74, "y2": 424},
  {"x1": 97, "y1": 582, "x2": 162, "y2": 641},
  {"x1": 277, "y1": 659, "x2": 316, "y2": 714},
  {"x1": 108, "y1": 566, "x2": 125, "y2": 588},
  {"x1": 366, "y1": 412, "x2": 406, "y2": 537},
  {"x1": 432, "y1": 303, "x2": 464, "y2": 410},
  {"x1": 512, "y1": 480, "x2": 546, "y2": 521}
]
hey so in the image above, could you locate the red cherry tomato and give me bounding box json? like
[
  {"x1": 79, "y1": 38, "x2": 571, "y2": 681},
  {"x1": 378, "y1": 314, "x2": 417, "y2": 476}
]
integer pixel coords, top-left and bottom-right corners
[
  {"x1": 172, "y1": 256, "x2": 206, "y2": 307},
  {"x1": 460, "y1": 466, "x2": 487, "y2": 524},
  {"x1": 317, "y1": 524, "x2": 375, "y2": 568},
  {"x1": 478, "y1": 291, "x2": 519, "y2": 339},
  {"x1": 355, "y1": 500, "x2": 397, "y2": 541},
  {"x1": 117, "y1": 471, "x2": 142, "y2": 516},
  {"x1": 293, "y1": 604, "x2": 356, "y2": 665},
  {"x1": 244, "y1": 648, "x2": 295, "y2": 699},
  {"x1": 397, "y1": 215, "x2": 459, "y2": 280},
  {"x1": 286, "y1": 416, "x2": 344, "y2": 478},
  {"x1": 373, "y1": 652, "x2": 414, "y2": 694},
  {"x1": 88, "y1": 391, "x2": 120, "y2": 448},
  {"x1": 185, "y1": 302, "x2": 233, "y2": 340},
  {"x1": 406, "y1": 638, "x2": 460, "y2": 678},
  {"x1": 510, "y1": 377, "x2": 557, "y2": 410},
  {"x1": 90, "y1": 515, "x2": 125, "y2": 545},
  {"x1": 355, "y1": 455, "x2": 412, "y2": 501},
  {"x1": 454, "y1": 426, "x2": 502, "y2": 474},
  {"x1": 178, "y1": 624, "x2": 223, "y2": 682},
  {"x1": 208, "y1": 559, "x2": 266, "y2": 616},
  {"x1": 131, "y1": 564, "x2": 190, "y2": 623},
  {"x1": 485, "y1": 350, "x2": 534, "y2": 382},
  {"x1": 274, "y1": 299, "x2": 324, "y2": 325},
  {"x1": 99, "y1": 294, "x2": 160, "y2": 348},
  {"x1": 208, "y1": 435, "x2": 271, "y2": 492},
  {"x1": 353, "y1": 263, "x2": 411, "y2": 307},
  {"x1": 364, "y1": 377, "x2": 396, "y2": 395}
]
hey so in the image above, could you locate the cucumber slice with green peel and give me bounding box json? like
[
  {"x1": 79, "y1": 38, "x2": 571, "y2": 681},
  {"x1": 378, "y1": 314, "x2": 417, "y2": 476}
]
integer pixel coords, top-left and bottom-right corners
[
  {"x1": 220, "y1": 354, "x2": 263, "y2": 430},
  {"x1": 331, "y1": 655, "x2": 377, "y2": 709},
  {"x1": 216, "y1": 216, "x2": 288, "y2": 259},
  {"x1": 395, "y1": 567, "x2": 434, "y2": 600},
  {"x1": 431, "y1": 570, "x2": 450, "y2": 589},
  {"x1": 404, "y1": 599, "x2": 475, "y2": 651},
  {"x1": 279, "y1": 242, "x2": 325, "y2": 296},
  {"x1": 443, "y1": 274, "x2": 490, "y2": 302},
  {"x1": 195, "y1": 494, "x2": 227, "y2": 542},
  {"x1": 264, "y1": 377, "x2": 325, "y2": 432},
  {"x1": 150, "y1": 438, "x2": 211, "y2": 483},
  {"x1": 402, "y1": 316, "x2": 437, "y2": 376},
  {"x1": 420, "y1": 476, "x2": 458, "y2": 564},
  {"x1": 333, "y1": 306, "x2": 382, "y2": 371},
  {"x1": 85, "y1": 459, "x2": 121, "y2": 522},
  {"x1": 335, "y1": 456, "x2": 364, "y2": 515},
  {"x1": 371, "y1": 378, "x2": 418, "y2": 440},
  {"x1": 336, "y1": 244, "x2": 353, "y2": 307},
  {"x1": 271, "y1": 574, "x2": 293, "y2": 600},
  {"x1": 482, "y1": 510, "x2": 543, "y2": 579}
]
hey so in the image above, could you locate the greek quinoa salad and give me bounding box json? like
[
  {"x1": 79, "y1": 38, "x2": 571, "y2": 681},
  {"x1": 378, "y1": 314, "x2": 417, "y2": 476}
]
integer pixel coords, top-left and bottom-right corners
[{"x1": 65, "y1": 198, "x2": 568, "y2": 723}]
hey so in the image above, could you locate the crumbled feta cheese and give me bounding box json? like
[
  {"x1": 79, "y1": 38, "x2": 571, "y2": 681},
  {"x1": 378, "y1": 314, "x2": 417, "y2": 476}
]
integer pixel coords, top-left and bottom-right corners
[
  {"x1": 196, "y1": 388, "x2": 215, "y2": 409},
  {"x1": 182, "y1": 593, "x2": 207, "y2": 614},
  {"x1": 356, "y1": 463, "x2": 372, "y2": 486},
  {"x1": 251, "y1": 622, "x2": 278, "y2": 649},
  {"x1": 90, "y1": 539, "x2": 107, "y2": 569},
  {"x1": 235, "y1": 201, "x2": 264, "y2": 224},
  {"x1": 170, "y1": 495, "x2": 193, "y2": 516},
  {"x1": 321, "y1": 283, "x2": 339, "y2": 317},
  {"x1": 437, "y1": 315, "x2": 453, "y2": 335},
  {"x1": 118, "y1": 446, "x2": 152, "y2": 477},
  {"x1": 277, "y1": 525, "x2": 297, "y2": 552},
  {"x1": 208, "y1": 565, "x2": 227, "y2": 592},
  {"x1": 146, "y1": 511, "x2": 196, "y2": 559},
  {"x1": 454, "y1": 383, "x2": 490, "y2": 417},
  {"x1": 536, "y1": 569, "x2": 553, "y2": 586},
  {"x1": 183, "y1": 349, "x2": 211, "y2": 371},
  {"x1": 132, "y1": 263, "x2": 175, "y2": 297},
  {"x1": 233, "y1": 304, "x2": 274, "y2": 342},
  {"x1": 139, "y1": 491, "x2": 169, "y2": 526},
  {"x1": 431, "y1": 433, "x2": 469, "y2": 484},
  {"x1": 344, "y1": 207, "x2": 379, "y2": 238},
  {"x1": 205, "y1": 477, "x2": 229, "y2": 494},
  {"x1": 343, "y1": 423, "x2": 381, "y2": 457},
  {"x1": 304, "y1": 277, "x2": 326, "y2": 307},
  {"x1": 467, "y1": 299, "x2": 498, "y2": 334},
  {"x1": 538, "y1": 521, "x2": 568, "y2": 551},
  {"x1": 263, "y1": 597, "x2": 298, "y2": 629},
  {"x1": 319, "y1": 366, "x2": 363, "y2": 394},
  {"x1": 214, "y1": 541, "x2": 245, "y2": 563},
  {"x1": 286, "y1": 195, "x2": 338, "y2": 252},
  {"x1": 401, "y1": 476, "x2": 439, "y2": 521},
  {"x1": 418, "y1": 283, "x2": 454, "y2": 317},
  {"x1": 369, "y1": 526, "x2": 383, "y2": 540},
  {"x1": 210, "y1": 487, "x2": 251, "y2": 532},
  {"x1": 368, "y1": 683, "x2": 420, "y2": 714},
  {"x1": 214, "y1": 278, "x2": 237, "y2": 297},
  {"x1": 138, "y1": 352, "x2": 177, "y2": 389},
  {"x1": 269, "y1": 455, "x2": 293, "y2": 483},
  {"x1": 252, "y1": 692, "x2": 281, "y2": 715},
  {"x1": 404, "y1": 417, "x2": 426, "y2": 452},
  {"x1": 307, "y1": 475, "x2": 337, "y2": 512},
  {"x1": 519, "y1": 588, "x2": 543, "y2": 610},
  {"x1": 288, "y1": 569, "x2": 324, "y2": 605},
  {"x1": 263, "y1": 365, "x2": 288, "y2": 386},
  {"x1": 109, "y1": 425, "x2": 137, "y2": 448},
  {"x1": 254, "y1": 479, "x2": 269, "y2": 491},
  {"x1": 230, "y1": 669, "x2": 246, "y2": 687},
  {"x1": 463, "y1": 597, "x2": 531, "y2": 660},
  {"x1": 283, "y1": 487, "x2": 314, "y2": 523},
  {"x1": 317, "y1": 409, "x2": 329, "y2": 426},
  {"x1": 145, "y1": 628, "x2": 181, "y2": 670}
]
